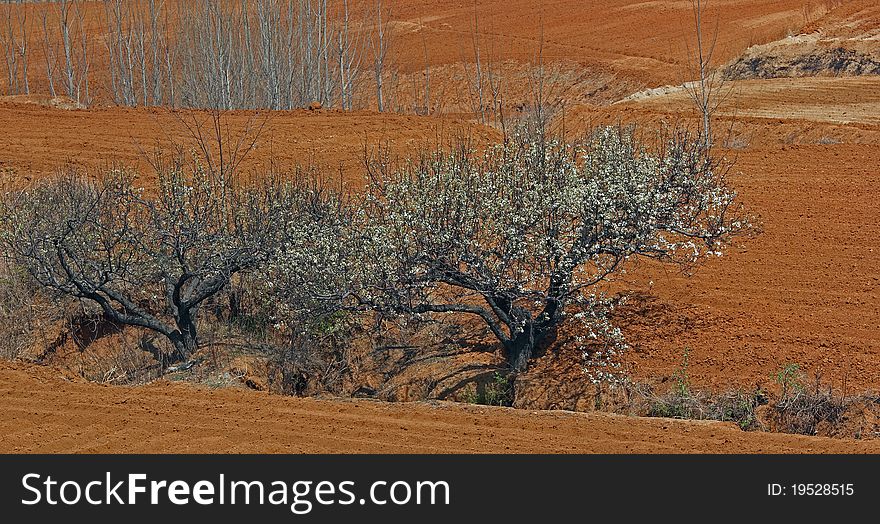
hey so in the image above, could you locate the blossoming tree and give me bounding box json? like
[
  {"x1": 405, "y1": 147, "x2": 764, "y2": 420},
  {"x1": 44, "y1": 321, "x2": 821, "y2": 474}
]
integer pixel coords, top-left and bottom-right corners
[
  {"x1": 0, "y1": 161, "x2": 328, "y2": 368},
  {"x1": 354, "y1": 127, "x2": 749, "y2": 371}
]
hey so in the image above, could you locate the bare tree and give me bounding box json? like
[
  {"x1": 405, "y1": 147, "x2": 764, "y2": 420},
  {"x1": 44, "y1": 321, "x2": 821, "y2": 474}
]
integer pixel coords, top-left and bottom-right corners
[
  {"x1": 17, "y1": 0, "x2": 28, "y2": 95},
  {"x1": 73, "y1": 0, "x2": 90, "y2": 104},
  {"x1": 684, "y1": 0, "x2": 726, "y2": 149},
  {"x1": 58, "y1": 0, "x2": 76, "y2": 100},
  {"x1": 484, "y1": 24, "x2": 505, "y2": 133},
  {"x1": 104, "y1": 0, "x2": 132, "y2": 105},
  {"x1": 470, "y1": 1, "x2": 485, "y2": 123},
  {"x1": 40, "y1": 5, "x2": 57, "y2": 97},
  {"x1": 464, "y1": 2, "x2": 505, "y2": 129},
  {"x1": 1, "y1": 0, "x2": 30, "y2": 96},
  {"x1": 369, "y1": 0, "x2": 390, "y2": 112},
  {"x1": 147, "y1": 0, "x2": 165, "y2": 105},
  {"x1": 336, "y1": 0, "x2": 363, "y2": 110},
  {"x1": 419, "y1": 15, "x2": 430, "y2": 114}
]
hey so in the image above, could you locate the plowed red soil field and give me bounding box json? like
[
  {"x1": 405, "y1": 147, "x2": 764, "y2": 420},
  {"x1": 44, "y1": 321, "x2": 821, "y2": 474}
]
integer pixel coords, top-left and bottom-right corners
[
  {"x1": 0, "y1": 100, "x2": 494, "y2": 186},
  {"x1": 624, "y1": 142, "x2": 880, "y2": 391},
  {"x1": 2, "y1": 1, "x2": 880, "y2": 452},
  {"x1": 3, "y1": 361, "x2": 877, "y2": 453}
]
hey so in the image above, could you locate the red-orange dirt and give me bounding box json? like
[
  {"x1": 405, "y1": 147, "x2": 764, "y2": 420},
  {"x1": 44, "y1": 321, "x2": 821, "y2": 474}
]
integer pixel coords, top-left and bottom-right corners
[
  {"x1": 2, "y1": 0, "x2": 862, "y2": 108},
  {"x1": 2, "y1": 1, "x2": 880, "y2": 452},
  {"x1": 2, "y1": 361, "x2": 877, "y2": 453},
  {"x1": 0, "y1": 100, "x2": 494, "y2": 186}
]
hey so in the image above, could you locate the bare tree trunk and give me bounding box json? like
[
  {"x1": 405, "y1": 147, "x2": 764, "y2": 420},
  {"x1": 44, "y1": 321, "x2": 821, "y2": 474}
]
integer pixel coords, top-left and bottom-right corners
[
  {"x1": 169, "y1": 306, "x2": 199, "y2": 365},
  {"x1": 420, "y1": 15, "x2": 430, "y2": 114},
  {"x1": 336, "y1": 0, "x2": 362, "y2": 110},
  {"x1": 134, "y1": 10, "x2": 148, "y2": 107},
  {"x1": 58, "y1": 0, "x2": 77, "y2": 101},
  {"x1": 18, "y1": 0, "x2": 29, "y2": 95},
  {"x1": 694, "y1": 0, "x2": 711, "y2": 148},
  {"x1": 8, "y1": 0, "x2": 31, "y2": 95},
  {"x1": 103, "y1": 0, "x2": 120, "y2": 104},
  {"x1": 471, "y1": 2, "x2": 485, "y2": 124},
  {"x1": 41, "y1": 9, "x2": 56, "y2": 98},
  {"x1": 371, "y1": 0, "x2": 389, "y2": 112},
  {"x1": 505, "y1": 324, "x2": 535, "y2": 372},
  {"x1": 337, "y1": 1, "x2": 349, "y2": 109},
  {"x1": 148, "y1": 0, "x2": 163, "y2": 105},
  {"x1": 74, "y1": 0, "x2": 90, "y2": 105},
  {"x1": 163, "y1": 4, "x2": 175, "y2": 107},
  {"x1": 685, "y1": 0, "x2": 723, "y2": 150},
  {"x1": 2, "y1": 2, "x2": 17, "y2": 95}
]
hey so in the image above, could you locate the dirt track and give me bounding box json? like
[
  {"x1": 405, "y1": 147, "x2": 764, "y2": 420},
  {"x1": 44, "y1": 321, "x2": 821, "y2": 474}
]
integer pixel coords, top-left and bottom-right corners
[
  {"x1": 619, "y1": 77, "x2": 880, "y2": 125},
  {"x1": 2, "y1": 362, "x2": 877, "y2": 453}
]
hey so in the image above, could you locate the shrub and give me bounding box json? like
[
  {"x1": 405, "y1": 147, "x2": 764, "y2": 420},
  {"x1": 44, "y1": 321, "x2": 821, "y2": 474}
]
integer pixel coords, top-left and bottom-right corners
[
  {"x1": 646, "y1": 387, "x2": 765, "y2": 431},
  {"x1": 770, "y1": 366, "x2": 855, "y2": 436},
  {"x1": 463, "y1": 372, "x2": 514, "y2": 407}
]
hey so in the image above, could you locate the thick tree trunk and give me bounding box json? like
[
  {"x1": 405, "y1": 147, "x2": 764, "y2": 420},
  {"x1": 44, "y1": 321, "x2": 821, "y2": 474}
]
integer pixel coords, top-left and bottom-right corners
[
  {"x1": 505, "y1": 326, "x2": 561, "y2": 371},
  {"x1": 165, "y1": 332, "x2": 193, "y2": 368},
  {"x1": 164, "y1": 338, "x2": 184, "y2": 364},
  {"x1": 502, "y1": 302, "x2": 563, "y2": 372},
  {"x1": 165, "y1": 307, "x2": 198, "y2": 368},
  {"x1": 504, "y1": 312, "x2": 541, "y2": 372},
  {"x1": 504, "y1": 329, "x2": 534, "y2": 372}
]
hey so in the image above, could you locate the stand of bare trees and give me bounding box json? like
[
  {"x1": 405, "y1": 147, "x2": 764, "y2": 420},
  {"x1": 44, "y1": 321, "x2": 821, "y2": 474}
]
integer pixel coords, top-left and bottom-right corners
[
  {"x1": 103, "y1": 0, "x2": 170, "y2": 107},
  {"x1": 0, "y1": 0, "x2": 93, "y2": 104},
  {"x1": 104, "y1": 0, "x2": 376, "y2": 110},
  {"x1": 38, "y1": 0, "x2": 90, "y2": 103},
  {"x1": 1, "y1": 0, "x2": 30, "y2": 96},
  {"x1": 0, "y1": 0, "x2": 387, "y2": 110}
]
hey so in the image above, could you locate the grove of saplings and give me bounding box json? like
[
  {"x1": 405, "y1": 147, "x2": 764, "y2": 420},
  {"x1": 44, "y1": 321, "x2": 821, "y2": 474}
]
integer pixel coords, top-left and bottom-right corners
[
  {"x1": 1, "y1": 0, "x2": 394, "y2": 111},
  {"x1": 0, "y1": 122, "x2": 750, "y2": 391}
]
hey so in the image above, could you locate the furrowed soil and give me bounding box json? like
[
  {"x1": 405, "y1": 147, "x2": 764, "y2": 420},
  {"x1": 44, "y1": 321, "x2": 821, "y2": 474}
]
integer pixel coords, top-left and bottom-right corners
[
  {"x1": 2, "y1": 1, "x2": 880, "y2": 452},
  {"x1": 2, "y1": 361, "x2": 878, "y2": 453}
]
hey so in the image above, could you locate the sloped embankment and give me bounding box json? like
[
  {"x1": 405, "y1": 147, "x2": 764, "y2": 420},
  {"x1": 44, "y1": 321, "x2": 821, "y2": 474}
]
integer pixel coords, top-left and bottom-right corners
[
  {"x1": 725, "y1": 35, "x2": 880, "y2": 79},
  {"x1": 2, "y1": 361, "x2": 880, "y2": 453}
]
